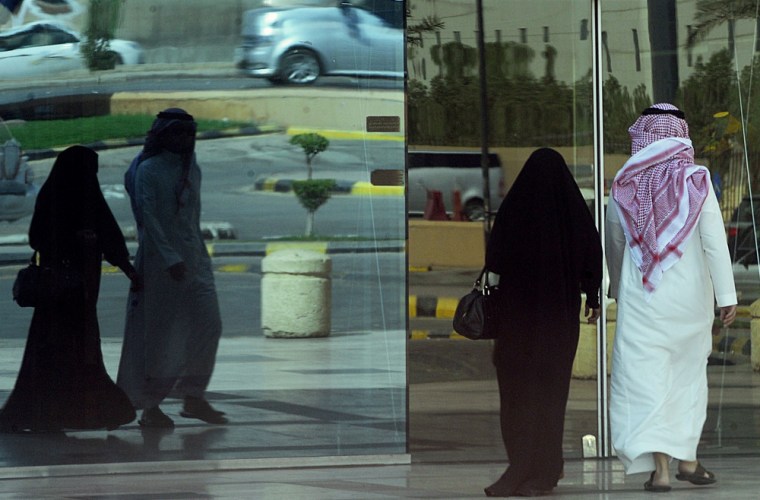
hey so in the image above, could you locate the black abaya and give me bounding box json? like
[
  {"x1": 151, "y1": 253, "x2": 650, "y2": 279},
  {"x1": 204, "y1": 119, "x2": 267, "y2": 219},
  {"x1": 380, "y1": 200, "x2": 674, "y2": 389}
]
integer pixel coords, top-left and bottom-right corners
[
  {"x1": 485, "y1": 148, "x2": 602, "y2": 493},
  {"x1": 0, "y1": 146, "x2": 136, "y2": 433}
]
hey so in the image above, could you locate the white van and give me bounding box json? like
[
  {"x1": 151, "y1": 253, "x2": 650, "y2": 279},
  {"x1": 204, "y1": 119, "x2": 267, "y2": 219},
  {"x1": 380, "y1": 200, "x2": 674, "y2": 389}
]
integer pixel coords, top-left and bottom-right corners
[{"x1": 406, "y1": 151, "x2": 505, "y2": 220}]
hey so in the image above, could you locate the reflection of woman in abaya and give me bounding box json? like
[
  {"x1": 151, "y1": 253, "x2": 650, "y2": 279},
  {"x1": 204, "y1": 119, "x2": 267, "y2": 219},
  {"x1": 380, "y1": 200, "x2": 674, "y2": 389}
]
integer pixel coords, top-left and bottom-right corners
[
  {"x1": 0, "y1": 145, "x2": 139, "y2": 433},
  {"x1": 483, "y1": 148, "x2": 602, "y2": 497}
]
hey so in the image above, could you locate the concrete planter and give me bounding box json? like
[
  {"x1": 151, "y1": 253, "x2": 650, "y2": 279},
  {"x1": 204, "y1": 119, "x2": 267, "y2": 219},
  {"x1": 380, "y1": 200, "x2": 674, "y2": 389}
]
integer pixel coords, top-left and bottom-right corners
[{"x1": 261, "y1": 248, "x2": 332, "y2": 338}]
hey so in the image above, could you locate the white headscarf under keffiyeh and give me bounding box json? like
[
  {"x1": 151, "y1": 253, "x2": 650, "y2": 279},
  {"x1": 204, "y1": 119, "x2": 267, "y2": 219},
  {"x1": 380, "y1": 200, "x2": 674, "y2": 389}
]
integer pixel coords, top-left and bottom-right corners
[{"x1": 611, "y1": 103, "x2": 710, "y2": 295}]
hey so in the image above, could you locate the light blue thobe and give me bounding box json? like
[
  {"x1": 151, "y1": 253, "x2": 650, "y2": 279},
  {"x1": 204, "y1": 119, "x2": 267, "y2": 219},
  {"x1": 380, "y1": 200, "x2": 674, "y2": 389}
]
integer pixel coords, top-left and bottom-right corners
[{"x1": 117, "y1": 150, "x2": 222, "y2": 409}]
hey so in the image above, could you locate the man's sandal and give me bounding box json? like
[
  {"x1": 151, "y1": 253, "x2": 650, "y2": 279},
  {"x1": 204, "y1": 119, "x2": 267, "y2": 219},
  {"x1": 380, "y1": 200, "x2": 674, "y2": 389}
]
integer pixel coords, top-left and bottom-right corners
[
  {"x1": 644, "y1": 472, "x2": 672, "y2": 493},
  {"x1": 676, "y1": 462, "x2": 716, "y2": 485}
]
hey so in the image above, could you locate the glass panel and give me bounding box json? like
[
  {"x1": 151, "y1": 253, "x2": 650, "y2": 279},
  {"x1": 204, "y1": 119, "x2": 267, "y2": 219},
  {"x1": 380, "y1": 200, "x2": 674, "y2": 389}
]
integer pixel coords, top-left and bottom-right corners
[
  {"x1": 602, "y1": 0, "x2": 760, "y2": 461},
  {"x1": 0, "y1": 0, "x2": 405, "y2": 469},
  {"x1": 407, "y1": 0, "x2": 597, "y2": 461}
]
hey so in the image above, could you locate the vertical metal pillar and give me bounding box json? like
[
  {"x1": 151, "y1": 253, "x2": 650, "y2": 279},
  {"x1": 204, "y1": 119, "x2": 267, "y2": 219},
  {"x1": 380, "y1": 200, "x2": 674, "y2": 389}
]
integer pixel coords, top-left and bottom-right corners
[
  {"x1": 476, "y1": 0, "x2": 492, "y2": 245},
  {"x1": 591, "y1": 0, "x2": 611, "y2": 458}
]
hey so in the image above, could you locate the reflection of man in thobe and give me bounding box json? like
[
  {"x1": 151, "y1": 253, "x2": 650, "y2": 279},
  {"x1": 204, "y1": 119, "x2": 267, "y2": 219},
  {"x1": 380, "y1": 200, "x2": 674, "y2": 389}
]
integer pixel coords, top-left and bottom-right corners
[{"x1": 118, "y1": 108, "x2": 226, "y2": 428}]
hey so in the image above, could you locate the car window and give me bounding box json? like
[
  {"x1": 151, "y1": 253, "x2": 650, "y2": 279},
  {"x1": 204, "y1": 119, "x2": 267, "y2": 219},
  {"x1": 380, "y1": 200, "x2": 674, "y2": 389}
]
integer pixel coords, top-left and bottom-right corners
[
  {"x1": 353, "y1": 8, "x2": 389, "y2": 28},
  {"x1": 28, "y1": 31, "x2": 57, "y2": 47},
  {"x1": 47, "y1": 29, "x2": 78, "y2": 45},
  {"x1": 0, "y1": 32, "x2": 30, "y2": 52}
]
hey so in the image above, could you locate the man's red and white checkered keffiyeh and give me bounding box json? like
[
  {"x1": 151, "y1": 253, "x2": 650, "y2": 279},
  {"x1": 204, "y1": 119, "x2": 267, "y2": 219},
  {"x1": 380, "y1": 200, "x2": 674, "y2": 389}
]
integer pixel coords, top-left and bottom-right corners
[{"x1": 611, "y1": 103, "x2": 710, "y2": 295}]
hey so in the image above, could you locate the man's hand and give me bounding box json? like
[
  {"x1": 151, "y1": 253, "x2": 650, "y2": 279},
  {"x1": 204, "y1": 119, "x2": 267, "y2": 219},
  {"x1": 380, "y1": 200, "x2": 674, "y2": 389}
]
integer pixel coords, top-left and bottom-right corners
[
  {"x1": 720, "y1": 304, "x2": 737, "y2": 327},
  {"x1": 168, "y1": 262, "x2": 187, "y2": 281}
]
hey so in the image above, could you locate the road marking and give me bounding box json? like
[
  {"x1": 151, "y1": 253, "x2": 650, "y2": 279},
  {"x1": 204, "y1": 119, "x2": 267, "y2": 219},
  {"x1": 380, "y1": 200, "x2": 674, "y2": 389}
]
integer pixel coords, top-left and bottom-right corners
[{"x1": 218, "y1": 264, "x2": 250, "y2": 273}]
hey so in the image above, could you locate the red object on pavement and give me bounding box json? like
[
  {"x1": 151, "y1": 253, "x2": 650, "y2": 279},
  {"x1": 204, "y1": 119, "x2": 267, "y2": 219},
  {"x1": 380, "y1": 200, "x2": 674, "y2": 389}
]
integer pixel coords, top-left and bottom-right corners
[
  {"x1": 451, "y1": 190, "x2": 467, "y2": 221},
  {"x1": 424, "y1": 190, "x2": 449, "y2": 220}
]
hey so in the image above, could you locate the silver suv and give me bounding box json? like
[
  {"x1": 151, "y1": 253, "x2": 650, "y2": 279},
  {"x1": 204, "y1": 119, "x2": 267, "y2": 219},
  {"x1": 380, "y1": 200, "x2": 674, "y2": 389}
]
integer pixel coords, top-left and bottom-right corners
[
  {"x1": 0, "y1": 139, "x2": 36, "y2": 222},
  {"x1": 235, "y1": 5, "x2": 403, "y2": 84}
]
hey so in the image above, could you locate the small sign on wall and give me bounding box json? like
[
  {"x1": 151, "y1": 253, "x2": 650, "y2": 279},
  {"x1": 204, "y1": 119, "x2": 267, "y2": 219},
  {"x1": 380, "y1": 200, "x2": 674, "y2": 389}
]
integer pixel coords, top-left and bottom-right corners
[{"x1": 366, "y1": 115, "x2": 400, "y2": 133}]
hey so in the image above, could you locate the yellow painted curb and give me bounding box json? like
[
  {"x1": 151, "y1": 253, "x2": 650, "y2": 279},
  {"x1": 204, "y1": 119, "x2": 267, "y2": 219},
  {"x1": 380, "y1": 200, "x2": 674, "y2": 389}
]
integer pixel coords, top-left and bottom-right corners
[
  {"x1": 265, "y1": 242, "x2": 329, "y2": 255},
  {"x1": 261, "y1": 178, "x2": 279, "y2": 191},
  {"x1": 410, "y1": 330, "x2": 429, "y2": 340},
  {"x1": 731, "y1": 337, "x2": 750, "y2": 353},
  {"x1": 287, "y1": 127, "x2": 404, "y2": 142},
  {"x1": 409, "y1": 295, "x2": 417, "y2": 319},
  {"x1": 350, "y1": 182, "x2": 403, "y2": 196},
  {"x1": 436, "y1": 297, "x2": 459, "y2": 319},
  {"x1": 409, "y1": 266, "x2": 431, "y2": 273},
  {"x1": 218, "y1": 264, "x2": 250, "y2": 273}
]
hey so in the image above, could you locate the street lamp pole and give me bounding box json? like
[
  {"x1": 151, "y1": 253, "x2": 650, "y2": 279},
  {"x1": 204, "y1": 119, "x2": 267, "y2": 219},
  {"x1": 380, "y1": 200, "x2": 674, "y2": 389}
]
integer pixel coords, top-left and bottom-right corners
[{"x1": 475, "y1": 0, "x2": 491, "y2": 245}]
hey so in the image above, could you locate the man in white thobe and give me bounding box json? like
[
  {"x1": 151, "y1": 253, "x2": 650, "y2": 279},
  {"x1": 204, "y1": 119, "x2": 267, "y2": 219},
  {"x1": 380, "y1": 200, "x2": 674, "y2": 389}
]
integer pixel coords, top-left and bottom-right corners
[{"x1": 606, "y1": 104, "x2": 736, "y2": 492}]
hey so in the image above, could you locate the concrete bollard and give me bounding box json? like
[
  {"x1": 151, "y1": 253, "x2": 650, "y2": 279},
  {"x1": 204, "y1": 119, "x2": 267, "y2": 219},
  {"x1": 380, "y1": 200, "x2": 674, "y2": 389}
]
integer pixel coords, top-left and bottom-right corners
[
  {"x1": 751, "y1": 300, "x2": 760, "y2": 372},
  {"x1": 261, "y1": 248, "x2": 332, "y2": 338},
  {"x1": 572, "y1": 300, "x2": 616, "y2": 379}
]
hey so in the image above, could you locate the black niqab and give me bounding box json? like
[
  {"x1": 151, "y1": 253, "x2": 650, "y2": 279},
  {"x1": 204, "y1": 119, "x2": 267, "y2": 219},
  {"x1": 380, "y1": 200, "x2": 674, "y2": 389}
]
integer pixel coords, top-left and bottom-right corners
[
  {"x1": 487, "y1": 147, "x2": 601, "y2": 326},
  {"x1": 30, "y1": 145, "x2": 114, "y2": 264}
]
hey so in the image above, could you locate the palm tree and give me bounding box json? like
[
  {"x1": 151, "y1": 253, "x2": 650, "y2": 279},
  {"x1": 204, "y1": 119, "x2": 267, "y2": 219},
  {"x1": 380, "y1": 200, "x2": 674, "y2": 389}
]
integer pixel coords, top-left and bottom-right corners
[{"x1": 687, "y1": 0, "x2": 759, "y2": 50}]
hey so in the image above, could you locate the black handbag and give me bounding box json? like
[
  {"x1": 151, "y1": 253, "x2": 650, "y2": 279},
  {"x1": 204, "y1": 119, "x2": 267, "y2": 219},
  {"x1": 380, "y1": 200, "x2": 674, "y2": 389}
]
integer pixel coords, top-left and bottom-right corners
[
  {"x1": 12, "y1": 252, "x2": 83, "y2": 307},
  {"x1": 452, "y1": 267, "x2": 500, "y2": 340}
]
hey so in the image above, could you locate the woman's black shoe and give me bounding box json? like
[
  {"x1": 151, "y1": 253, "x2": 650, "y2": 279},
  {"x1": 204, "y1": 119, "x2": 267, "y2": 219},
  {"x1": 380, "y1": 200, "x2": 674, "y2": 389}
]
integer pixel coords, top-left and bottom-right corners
[{"x1": 484, "y1": 474, "x2": 515, "y2": 497}]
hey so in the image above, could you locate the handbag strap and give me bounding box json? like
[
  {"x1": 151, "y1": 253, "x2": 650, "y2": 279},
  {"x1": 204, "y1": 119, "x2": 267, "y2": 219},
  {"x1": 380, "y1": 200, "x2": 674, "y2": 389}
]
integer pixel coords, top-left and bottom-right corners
[{"x1": 474, "y1": 266, "x2": 493, "y2": 294}]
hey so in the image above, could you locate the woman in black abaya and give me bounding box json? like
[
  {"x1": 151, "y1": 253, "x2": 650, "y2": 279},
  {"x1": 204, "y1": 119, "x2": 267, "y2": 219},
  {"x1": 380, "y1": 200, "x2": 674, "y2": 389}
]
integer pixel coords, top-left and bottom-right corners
[
  {"x1": 0, "y1": 145, "x2": 139, "y2": 433},
  {"x1": 484, "y1": 148, "x2": 602, "y2": 497}
]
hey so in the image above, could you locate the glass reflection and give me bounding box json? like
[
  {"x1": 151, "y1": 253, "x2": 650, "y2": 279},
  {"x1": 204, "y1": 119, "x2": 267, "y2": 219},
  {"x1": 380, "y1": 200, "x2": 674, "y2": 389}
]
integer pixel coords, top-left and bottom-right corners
[
  {"x1": 0, "y1": 0, "x2": 406, "y2": 469},
  {"x1": 602, "y1": 0, "x2": 760, "y2": 456},
  {"x1": 406, "y1": 0, "x2": 596, "y2": 460}
]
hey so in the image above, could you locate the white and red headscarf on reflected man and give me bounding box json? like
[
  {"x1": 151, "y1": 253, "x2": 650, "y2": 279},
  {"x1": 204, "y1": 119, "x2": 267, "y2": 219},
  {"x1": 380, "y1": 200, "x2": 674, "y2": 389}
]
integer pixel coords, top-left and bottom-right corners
[{"x1": 611, "y1": 103, "x2": 710, "y2": 296}]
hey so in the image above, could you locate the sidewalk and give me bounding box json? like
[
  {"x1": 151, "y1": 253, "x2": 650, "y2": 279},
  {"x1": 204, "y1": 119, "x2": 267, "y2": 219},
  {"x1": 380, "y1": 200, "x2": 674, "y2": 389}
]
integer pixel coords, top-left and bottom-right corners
[
  {"x1": 0, "y1": 265, "x2": 757, "y2": 496},
  {"x1": 0, "y1": 453, "x2": 758, "y2": 498},
  {"x1": 0, "y1": 332, "x2": 757, "y2": 497},
  {"x1": 0, "y1": 330, "x2": 407, "y2": 471}
]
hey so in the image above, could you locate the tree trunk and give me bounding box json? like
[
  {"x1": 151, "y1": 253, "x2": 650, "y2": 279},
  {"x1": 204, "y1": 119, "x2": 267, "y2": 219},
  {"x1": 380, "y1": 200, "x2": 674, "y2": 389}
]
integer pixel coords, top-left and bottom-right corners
[{"x1": 305, "y1": 211, "x2": 315, "y2": 236}]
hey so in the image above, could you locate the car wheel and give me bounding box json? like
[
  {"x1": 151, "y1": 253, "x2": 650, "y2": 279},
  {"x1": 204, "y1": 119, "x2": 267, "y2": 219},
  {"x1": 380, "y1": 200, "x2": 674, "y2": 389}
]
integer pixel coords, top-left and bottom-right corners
[
  {"x1": 279, "y1": 49, "x2": 320, "y2": 85},
  {"x1": 108, "y1": 51, "x2": 124, "y2": 65},
  {"x1": 464, "y1": 199, "x2": 485, "y2": 221}
]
